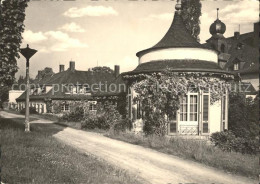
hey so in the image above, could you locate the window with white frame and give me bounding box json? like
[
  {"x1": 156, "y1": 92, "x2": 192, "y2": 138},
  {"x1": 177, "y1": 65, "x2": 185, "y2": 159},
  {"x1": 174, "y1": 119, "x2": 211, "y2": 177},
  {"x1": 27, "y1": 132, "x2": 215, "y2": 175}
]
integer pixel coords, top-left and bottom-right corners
[
  {"x1": 61, "y1": 104, "x2": 70, "y2": 111},
  {"x1": 180, "y1": 95, "x2": 188, "y2": 121},
  {"x1": 234, "y1": 63, "x2": 239, "y2": 71},
  {"x1": 180, "y1": 94, "x2": 198, "y2": 122}
]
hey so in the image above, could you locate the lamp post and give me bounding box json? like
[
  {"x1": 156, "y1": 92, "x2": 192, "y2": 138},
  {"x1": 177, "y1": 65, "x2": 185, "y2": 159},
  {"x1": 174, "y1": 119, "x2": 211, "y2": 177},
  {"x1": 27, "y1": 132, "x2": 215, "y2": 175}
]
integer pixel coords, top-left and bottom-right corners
[{"x1": 20, "y1": 44, "x2": 37, "y2": 132}]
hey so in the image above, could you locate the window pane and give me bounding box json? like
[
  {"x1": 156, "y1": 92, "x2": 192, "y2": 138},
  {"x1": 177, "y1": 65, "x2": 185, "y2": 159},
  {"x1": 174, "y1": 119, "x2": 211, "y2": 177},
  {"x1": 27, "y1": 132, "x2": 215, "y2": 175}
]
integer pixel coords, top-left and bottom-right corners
[
  {"x1": 194, "y1": 105, "x2": 197, "y2": 112},
  {"x1": 184, "y1": 113, "x2": 187, "y2": 121},
  {"x1": 194, "y1": 96, "x2": 197, "y2": 103},
  {"x1": 203, "y1": 123, "x2": 208, "y2": 133},
  {"x1": 190, "y1": 113, "x2": 194, "y2": 121},
  {"x1": 203, "y1": 95, "x2": 209, "y2": 121},
  {"x1": 194, "y1": 113, "x2": 197, "y2": 121},
  {"x1": 170, "y1": 123, "x2": 177, "y2": 133}
]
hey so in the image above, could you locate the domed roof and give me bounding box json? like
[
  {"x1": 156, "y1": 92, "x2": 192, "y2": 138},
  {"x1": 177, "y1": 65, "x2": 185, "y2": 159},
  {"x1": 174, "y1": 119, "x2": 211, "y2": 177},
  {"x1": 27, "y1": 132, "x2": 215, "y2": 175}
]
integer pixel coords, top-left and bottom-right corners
[
  {"x1": 210, "y1": 19, "x2": 226, "y2": 35},
  {"x1": 209, "y1": 8, "x2": 226, "y2": 35}
]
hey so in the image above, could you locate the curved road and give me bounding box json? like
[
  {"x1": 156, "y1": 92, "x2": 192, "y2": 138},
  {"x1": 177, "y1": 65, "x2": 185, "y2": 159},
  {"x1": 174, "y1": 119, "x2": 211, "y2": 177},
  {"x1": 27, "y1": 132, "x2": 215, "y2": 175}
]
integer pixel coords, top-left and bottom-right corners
[{"x1": 0, "y1": 111, "x2": 257, "y2": 184}]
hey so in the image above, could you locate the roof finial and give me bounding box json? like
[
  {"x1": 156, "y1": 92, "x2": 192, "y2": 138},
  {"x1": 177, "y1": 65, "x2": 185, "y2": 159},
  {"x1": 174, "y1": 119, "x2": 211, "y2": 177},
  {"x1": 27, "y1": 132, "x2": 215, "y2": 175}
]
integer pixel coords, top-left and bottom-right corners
[
  {"x1": 175, "y1": 0, "x2": 182, "y2": 12},
  {"x1": 217, "y1": 8, "x2": 219, "y2": 19}
]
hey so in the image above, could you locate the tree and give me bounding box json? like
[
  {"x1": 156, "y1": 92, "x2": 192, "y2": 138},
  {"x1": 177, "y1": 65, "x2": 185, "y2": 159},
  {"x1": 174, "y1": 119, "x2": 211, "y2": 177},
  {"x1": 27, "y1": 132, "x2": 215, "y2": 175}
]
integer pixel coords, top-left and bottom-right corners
[
  {"x1": 35, "y1": 67, "x2": 55, "y2": 80},
  {"x1": 0, "y1": 0, "x2": 30, "y2": 87},
  {"x1": 228, "y1": 92, "x2": 259, "y2": 138},
  {"x1": 181, "y1": 0, "x2": 202, "y2": 42},
  {"x1": 91, "y1": 66, "x2": 114, "y2": 74}
]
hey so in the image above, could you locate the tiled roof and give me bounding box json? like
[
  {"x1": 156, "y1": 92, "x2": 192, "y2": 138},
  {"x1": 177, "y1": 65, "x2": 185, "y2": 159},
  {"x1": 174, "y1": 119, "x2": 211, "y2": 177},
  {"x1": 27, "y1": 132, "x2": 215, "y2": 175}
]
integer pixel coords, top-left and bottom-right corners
[
  {"x1": 224, "y1": 39, "x2": 258, "y2": 71},
  {"x1": 16, "y1": 70, "x2": 126, "y2": 102},
  {"x1": 136, "y1": 12, "x2": 212, "y2": 57},
  {"x1": 35, "y1": 69, "x2": 116, "y2": 85},
  {"x1": 122, "y1": 60, "x2": 232, "y2": 75}
]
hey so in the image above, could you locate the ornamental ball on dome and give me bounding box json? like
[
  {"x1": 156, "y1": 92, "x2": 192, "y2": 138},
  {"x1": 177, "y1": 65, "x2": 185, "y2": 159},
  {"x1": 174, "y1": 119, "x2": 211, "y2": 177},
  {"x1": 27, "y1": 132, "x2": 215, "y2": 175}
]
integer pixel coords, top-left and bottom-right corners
[
  {"x1": 209, "y1": 8, "x2": 226, "y2": 35},
  {"x1": 175, "y1": 0, "x2": 182, "y2": 11}
]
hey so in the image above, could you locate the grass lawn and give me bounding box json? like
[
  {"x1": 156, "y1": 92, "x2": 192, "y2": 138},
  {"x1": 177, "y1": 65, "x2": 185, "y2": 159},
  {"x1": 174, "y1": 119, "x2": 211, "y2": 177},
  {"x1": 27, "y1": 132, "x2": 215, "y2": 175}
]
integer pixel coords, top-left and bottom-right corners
[
  {"x1": 0, "y1": 117, "x2": 143, "y2": 184},
  {"x1": 107, "y1": 131, "x2": 258, "y2": 179}
]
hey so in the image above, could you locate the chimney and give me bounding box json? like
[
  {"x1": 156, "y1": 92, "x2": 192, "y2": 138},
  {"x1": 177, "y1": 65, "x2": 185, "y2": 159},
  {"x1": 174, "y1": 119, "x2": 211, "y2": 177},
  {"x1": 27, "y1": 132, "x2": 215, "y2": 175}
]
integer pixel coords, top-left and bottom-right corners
[
  {"x1": 114, "y1": 65, "x2": 120, "y2": 77},
  {"x1": 37, "y1": 70, "x2": 43, "y2": 80},
  {"x1": 59, "y1": 64, "x2": 64, "y2": 73},
  {"x1": 234, "y1": 32, "x2": 240, "y2": 40},
  {"x1": 69, "y1": 61, "x2": 75, "y2": 71},
  {"x1": 253, "y1": 22, "x2": 259, "y2": 47}
]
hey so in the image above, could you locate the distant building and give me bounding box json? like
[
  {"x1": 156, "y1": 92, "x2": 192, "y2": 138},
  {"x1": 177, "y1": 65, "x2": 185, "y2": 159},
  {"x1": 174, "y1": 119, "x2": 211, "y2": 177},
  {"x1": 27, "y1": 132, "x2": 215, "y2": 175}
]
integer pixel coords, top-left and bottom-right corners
[
  {"x1": 16, "y1": 61, "x2": 126, "y2": 114},
  {"x1": 204, "y1": 10, "x2": 259, "y2": 92},
  {"x1": 8, "y1": 90, "x2": 24, "y2": 109}
]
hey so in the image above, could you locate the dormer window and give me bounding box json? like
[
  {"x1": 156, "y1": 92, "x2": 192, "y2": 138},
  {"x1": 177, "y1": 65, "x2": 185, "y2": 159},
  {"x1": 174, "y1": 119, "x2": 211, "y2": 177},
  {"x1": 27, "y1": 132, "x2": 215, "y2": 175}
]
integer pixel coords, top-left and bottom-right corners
[{"x1": 234, "y1": 63, "x2": 239, "y2": 71}]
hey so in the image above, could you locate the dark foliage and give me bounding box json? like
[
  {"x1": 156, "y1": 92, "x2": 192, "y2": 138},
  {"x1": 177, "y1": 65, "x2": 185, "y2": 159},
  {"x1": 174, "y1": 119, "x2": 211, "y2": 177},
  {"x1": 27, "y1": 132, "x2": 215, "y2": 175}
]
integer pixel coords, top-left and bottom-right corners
[
  {"x1": 91, "y1": 66, "x2": 114, "y2": 74},
  {"x1": 228, "y1": 92, "x2": 259, "y2": 138},
  {"x1": 0, "y1": 0, "x2": 30, "y2": 86},
  {"x1": 20, "y1": 107, "x2": 38, "y2": 115},
  {"x1": 210, "y1": 92, "x2": 259, "y2": 155},
  {"x1": 82, "y1": 102, "x2": 122, "y2": 131},
  {"x1": 210, "y1": 131, "x2": 258, "y2": 155},
  {"x1": 181, "y1": 0, "x2": 202, "y2": 41},
  {"x1": 60, "y1": 106, "x2": 84, "y2": 122},
  {"x1": 0, "y1": 86, "x2": 9, "y2": 108},
  {"x1": 114, "y1": 118, "x2": 133, "y2": 133}
]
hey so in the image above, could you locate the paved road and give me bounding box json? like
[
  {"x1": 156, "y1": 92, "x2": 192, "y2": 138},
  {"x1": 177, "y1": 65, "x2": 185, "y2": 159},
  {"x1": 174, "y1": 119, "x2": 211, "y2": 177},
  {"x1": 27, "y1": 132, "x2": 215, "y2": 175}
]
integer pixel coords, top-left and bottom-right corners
[{"x1": 0, "y1": 111, "x2": 257, "y2": 184}]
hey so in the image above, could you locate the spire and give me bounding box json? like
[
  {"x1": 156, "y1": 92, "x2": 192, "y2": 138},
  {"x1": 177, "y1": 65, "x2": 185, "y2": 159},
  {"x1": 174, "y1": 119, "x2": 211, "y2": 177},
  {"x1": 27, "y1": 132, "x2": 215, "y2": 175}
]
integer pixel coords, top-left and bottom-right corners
[
  {"x1": 217, "y1": 8, "x2": 219, "y2": 19},
  {"x1": 175, "y1": 0, "x2": 182, "y2": 13}
]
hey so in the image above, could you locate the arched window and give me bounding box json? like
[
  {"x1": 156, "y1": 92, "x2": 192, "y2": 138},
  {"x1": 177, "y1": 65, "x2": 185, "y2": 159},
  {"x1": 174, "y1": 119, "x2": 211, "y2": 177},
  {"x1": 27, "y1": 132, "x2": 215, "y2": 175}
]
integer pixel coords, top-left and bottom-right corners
[{"x1": 220, "y1": 44, "x2": 225, "y2": 53}]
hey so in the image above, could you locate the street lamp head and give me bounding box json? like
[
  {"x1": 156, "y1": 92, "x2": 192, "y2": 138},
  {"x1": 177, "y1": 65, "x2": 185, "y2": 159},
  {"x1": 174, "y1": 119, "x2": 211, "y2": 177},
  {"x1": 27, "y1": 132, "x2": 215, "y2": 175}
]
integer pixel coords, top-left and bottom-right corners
[{"x1": 20, "y1": 44, "x2": 37, "y2": 60}]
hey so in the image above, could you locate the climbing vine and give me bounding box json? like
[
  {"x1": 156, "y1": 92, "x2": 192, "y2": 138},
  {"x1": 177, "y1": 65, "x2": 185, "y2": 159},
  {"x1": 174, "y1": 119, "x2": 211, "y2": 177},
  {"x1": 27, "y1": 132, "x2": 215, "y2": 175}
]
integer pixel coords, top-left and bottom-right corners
[{"x1": 130, "y1": 68, "x2": 231, "y2": 136}]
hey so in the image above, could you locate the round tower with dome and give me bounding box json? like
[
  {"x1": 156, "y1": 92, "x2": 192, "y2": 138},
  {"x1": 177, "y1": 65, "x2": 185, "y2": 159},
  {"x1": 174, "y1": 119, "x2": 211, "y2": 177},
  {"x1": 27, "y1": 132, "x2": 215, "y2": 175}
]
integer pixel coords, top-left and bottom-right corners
[{"x1": 206, "y1": 8, "x2": 230, "y2": 69}]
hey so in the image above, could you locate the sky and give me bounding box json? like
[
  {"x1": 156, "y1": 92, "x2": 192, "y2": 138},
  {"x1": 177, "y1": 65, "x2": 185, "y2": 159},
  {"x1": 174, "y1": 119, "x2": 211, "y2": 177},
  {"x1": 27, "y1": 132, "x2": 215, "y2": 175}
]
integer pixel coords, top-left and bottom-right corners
[{"x1": 17, "y1": 0, "x2": 259, "y2": 78}]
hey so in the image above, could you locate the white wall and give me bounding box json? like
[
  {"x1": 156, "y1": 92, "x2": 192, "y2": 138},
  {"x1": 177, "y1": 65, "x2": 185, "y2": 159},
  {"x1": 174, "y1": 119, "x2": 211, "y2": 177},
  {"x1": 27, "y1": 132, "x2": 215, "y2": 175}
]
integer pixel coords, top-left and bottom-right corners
[
  {"x1": 209, "y1": 100, "x2": 222, "y2": 133},
  {"x1": 139, "y1": 48, "x2": 218, "y2": 64},
  {"x1": 9, "y1": 90, "x2": 24, "y2": 103}
]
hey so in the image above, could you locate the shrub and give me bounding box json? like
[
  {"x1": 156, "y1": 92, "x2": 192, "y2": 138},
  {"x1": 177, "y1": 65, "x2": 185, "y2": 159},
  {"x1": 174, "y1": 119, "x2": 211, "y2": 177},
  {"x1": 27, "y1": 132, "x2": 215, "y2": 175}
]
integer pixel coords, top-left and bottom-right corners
[
  {"x1": 60, "y1": 106, "x2": 84, "y2": 122},
  {"x1": 20, "y1": 107, "x2": 38, "y2": 114},
  {"x1": 143, "y1": 110, "x2": 168, "y2": 136},
  {"x1": 82, "y1": 102, "x2": 122, "y2": 131},
  {"x1": 113, "y1": 118, "x2": 132, "y2": 133},
  {"x1": 228, "y1": 92, "x2": 259, "y2": 138},
  {"x1": 210, "y1": 131, "x2": 258, "y2": 154}
]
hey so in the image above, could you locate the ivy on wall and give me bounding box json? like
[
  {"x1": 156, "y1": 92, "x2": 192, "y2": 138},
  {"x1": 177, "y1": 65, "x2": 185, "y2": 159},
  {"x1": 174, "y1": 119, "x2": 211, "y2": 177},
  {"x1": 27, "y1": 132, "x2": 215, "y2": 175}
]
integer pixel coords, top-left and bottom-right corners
[{"x1": 128, "y1": 68, "x2": 231, "y2": 136}]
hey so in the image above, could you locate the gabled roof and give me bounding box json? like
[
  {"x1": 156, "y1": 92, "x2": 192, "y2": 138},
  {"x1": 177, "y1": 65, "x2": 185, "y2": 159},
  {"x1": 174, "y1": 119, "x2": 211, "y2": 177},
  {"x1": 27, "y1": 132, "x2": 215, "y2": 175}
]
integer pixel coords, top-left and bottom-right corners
[
  {"x1": 35, "y1": 69, "x2": 116, "y2": 86},
  {"x1": 16, "y1": 70, "x2": 127, "y2": 102},
  {"x1": 224, "y1": 38, "x2": 258, "y2": 71},
  {"x1": 136, "y1": 12, "x2": 212, "y2": 57}
]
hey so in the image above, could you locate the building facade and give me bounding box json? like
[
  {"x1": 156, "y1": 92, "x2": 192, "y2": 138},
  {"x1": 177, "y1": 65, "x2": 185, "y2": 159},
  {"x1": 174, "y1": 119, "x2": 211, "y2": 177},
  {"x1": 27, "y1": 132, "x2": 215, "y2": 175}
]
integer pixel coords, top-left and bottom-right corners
[
  {"x1": 16, "y1": 61, "x2": 126, "y2": 114},
  {"x1": 122, "y1": 1, "x2": 234, "y2": 136},
  {"x1": 204, "y1": 10, "x2": 259, "y2": 92}
]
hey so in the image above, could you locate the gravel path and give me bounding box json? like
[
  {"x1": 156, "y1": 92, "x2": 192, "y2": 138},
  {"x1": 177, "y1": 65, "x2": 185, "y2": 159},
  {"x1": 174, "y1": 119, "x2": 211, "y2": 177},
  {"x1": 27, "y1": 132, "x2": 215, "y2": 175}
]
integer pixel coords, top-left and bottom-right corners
[{"x1": 0, "y1": 111, "x2": 257, "y2": 184}]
